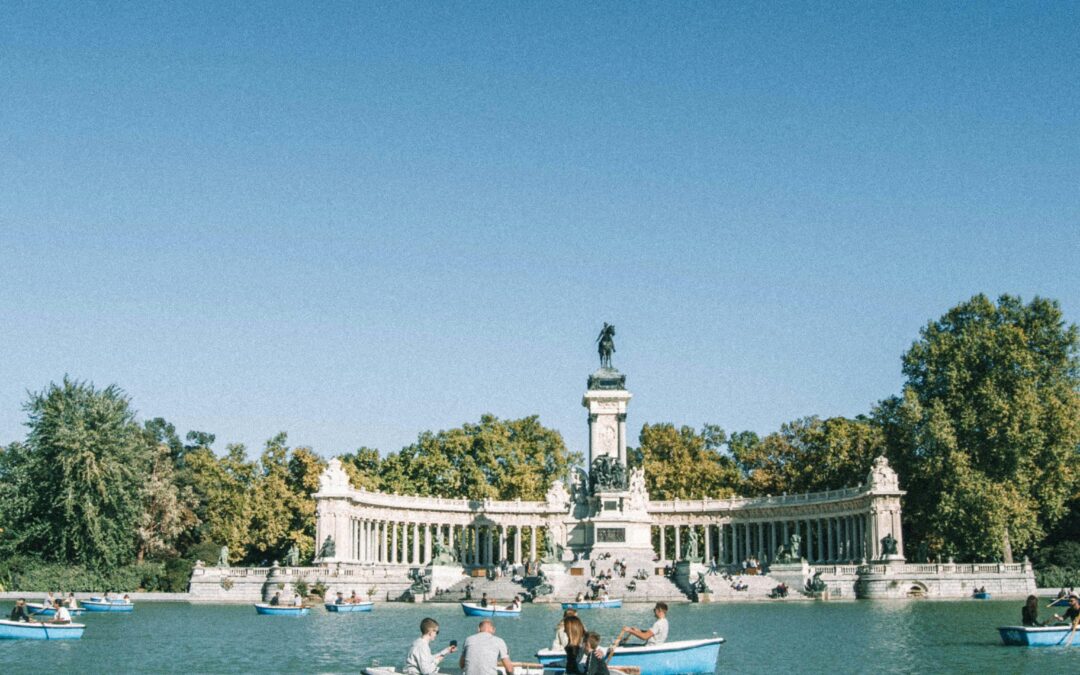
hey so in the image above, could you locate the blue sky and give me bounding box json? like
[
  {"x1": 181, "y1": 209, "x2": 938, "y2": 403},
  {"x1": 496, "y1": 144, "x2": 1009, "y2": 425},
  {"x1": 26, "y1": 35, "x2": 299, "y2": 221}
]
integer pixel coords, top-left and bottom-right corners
[{"x1": 2, "y1": 2, "x2": 1078, "y2": 459}]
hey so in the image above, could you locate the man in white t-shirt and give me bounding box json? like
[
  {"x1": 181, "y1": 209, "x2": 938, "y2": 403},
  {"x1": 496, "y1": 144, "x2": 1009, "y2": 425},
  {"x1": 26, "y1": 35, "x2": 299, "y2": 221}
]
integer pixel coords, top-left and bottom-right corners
[
  {"x1": 459, "y1": 620, "x2": 513, "y2": 675},
  {"x1": 622, "y1": 602, "x2": 669, "y2": 645},
  {"x1": 50, "y1": 599, "x2": 72, "y2": 624}
]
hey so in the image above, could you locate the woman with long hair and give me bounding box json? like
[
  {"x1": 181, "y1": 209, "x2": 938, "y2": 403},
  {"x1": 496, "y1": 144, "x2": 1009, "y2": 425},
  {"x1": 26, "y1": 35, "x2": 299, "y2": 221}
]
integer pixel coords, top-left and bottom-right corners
[{"x1": 563, "y1": 615, "x2": 588, "y2": 674}]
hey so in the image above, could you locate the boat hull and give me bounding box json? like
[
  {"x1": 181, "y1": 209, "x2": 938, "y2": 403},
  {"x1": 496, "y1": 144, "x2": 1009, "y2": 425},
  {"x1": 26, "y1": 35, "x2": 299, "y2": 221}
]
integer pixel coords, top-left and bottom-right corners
[
  {"x1": 0, "y1": 619, "x2": 85, "y2": 640},
  {"x1": 254, "y1": 604, "x2": 310, "y2": 616},
  {"x1": 537, "y1": 637, "x2": 724, "y2": 675},
  {"x1": 998, "y1": 625, "x2": 1080, "y2": 646},
  {"x1": 325, "y1": 602, "x2": 374, "y2": 612},
  {"x1": 82, "y1": 600, "x2": 133, "y2": 612},
  {"x1": 560, "y1": 599, "x2": 623, "y2": 610},
  {"x1": 973, "y1": 592, "x2": 991, "y2": 600},
  {"x1": 26, "y1": 604, "x2": 85, "y2": 617},
  {"x1": 461, "y1": 602, "x2": 521, "y2": 618},
  {"x1": 1050, "y1": 598, "x2": 1071, "y2": 607}
]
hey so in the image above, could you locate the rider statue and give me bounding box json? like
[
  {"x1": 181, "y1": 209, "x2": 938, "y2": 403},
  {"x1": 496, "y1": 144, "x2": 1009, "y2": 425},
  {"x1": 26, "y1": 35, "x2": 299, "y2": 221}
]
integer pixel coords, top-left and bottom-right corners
[{"x1": 597, "y1": 323, "x2": 616, "y2": 368}]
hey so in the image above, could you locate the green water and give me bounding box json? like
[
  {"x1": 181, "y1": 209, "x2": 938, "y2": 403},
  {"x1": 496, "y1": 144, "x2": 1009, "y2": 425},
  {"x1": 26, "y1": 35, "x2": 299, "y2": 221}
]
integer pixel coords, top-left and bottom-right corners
[{"x1": 1, "y1": 600, "x2": 1076, "y2": 673}]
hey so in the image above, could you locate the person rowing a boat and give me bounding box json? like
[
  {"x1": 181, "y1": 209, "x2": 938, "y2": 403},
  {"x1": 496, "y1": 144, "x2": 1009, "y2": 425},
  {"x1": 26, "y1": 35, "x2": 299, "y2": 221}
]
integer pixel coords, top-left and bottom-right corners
[
  {"x1": 403, "y1": 617, "x2": 457, "y2": 675},
  {"x1": 49, "y1": 598, "x2": 72, "y2": 624},
  {"x1": 1052, "y1": 595, "x2": 1080, "y2": 628},
  {"x1": 621, "y1": 602, "x2": 668, "y2": 645},
  {"x1": 269, "y1": 591, "x2": 282, "y2": 606}
]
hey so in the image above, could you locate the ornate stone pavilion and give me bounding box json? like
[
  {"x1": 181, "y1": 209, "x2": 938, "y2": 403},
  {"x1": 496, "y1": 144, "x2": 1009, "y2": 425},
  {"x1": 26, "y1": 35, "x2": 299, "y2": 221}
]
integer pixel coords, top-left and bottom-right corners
[
  {"x1": 312, "y1": 338, "x2": 907, "y2": 573},
  {"x1": 189, "y1": 329, "x2": 1034, "y2": 602}
]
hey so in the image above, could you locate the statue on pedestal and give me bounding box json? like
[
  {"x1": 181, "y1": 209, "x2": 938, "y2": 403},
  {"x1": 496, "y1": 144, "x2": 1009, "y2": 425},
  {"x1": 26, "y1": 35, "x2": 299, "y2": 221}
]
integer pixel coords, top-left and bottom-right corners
[
  {"x1": 881, "y1": 533, "x2": 898, "y2": 557},
  {"x1": 318, "y1": 535, "x2": 336, "y2": 559},
  {"x1": 285, "y1": 544, "x2": 299, "y2": 567},
  {"x1": 684, "y1": 528, "x2": 700, "y2": 562},
  {"x1": 590, "y1": 455, "x2": 627, "y2": 492},
  {"x1": 789, "y1": 533, "x2": 802, "y2": 561},
  {"x1": 217, "y1": 545, "x2": 229, "y2": 567},
  {"x1": 597, "y1": 323, "x2": 616, "y2": 368},
  {"x1": 432, "y1": 540, "x2": 457, "y2": 565}
]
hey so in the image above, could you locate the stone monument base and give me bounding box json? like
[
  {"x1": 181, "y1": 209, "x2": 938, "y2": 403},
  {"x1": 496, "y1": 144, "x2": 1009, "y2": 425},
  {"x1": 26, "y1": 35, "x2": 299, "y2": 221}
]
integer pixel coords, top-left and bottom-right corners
[
  {"x1": 768, "y1": 560, "x2": 810, "y2": 592},
  {"x1": 429, "y1": 564, "x2": 467, "y2": 594}
]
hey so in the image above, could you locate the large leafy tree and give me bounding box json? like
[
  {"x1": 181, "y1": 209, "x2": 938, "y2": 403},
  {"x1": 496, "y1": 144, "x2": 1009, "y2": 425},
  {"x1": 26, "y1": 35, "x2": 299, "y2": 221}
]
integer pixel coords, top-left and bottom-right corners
[
  {"x1": 632, "y1": 424, "x2": 741, "y2": 499},
  {"x1": 136, "y1": 430, "x2": 200, "y2": 562},
  {"x1": 379, "y1": 415, "x2": 580, "y2": 500},
  {"x1": 730, "y1": 416, "x2": 884, "y2": 496},
  {"x1": 181, "y1": 443, "x2": 257, "y2": 563},
  {"x1": 877, "y1": 294, "x2": 1080, "y2": 560},
  {"x1": 10, "y1": 379, "x2": 150, "y2": 568},
  {"x1": 338, "y1": 447, "x2": 383, "y2": 491}
]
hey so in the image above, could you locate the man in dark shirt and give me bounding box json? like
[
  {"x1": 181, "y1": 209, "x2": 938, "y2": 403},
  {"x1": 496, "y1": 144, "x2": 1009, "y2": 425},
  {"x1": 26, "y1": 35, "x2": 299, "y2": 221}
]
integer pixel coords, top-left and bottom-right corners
[
  {"x1": 8, "y1": 599, "x2": 30, "y2": 622},
  {"x1": 1052, "y1": 595, "x2": 1080, "y2": 628}
]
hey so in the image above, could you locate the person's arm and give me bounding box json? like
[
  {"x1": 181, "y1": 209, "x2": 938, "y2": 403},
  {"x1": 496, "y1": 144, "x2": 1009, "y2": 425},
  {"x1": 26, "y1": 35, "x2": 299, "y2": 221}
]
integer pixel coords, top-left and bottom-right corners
[
  {"x1": 621, "y1": 625, "x2": 653, "y2": 641},
  {"x1": 459, "y1": 648, "x2": 466, "y2": 670},
  {"x1": 500, "y1": 656, "x2": 514, "y2": 675}
]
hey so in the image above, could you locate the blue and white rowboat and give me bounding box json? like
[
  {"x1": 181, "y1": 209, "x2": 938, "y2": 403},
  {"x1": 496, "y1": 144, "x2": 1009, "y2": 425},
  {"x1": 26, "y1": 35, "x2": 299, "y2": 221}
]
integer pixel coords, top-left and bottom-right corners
[
  {"x1": 254, "y1": 604, "x2": 310, "y2": 616},
  {"x1": 461, "y1": 602, "x2": 521, "y2": 618},
  {"x1": 973, "y1": 591, "x2": 991, "y2": 600},
  {"x1": 560, "y1": 599, "x2": 623, "y2": 610},
  {"x1": 537, "y1": 637, "x2": 724, "y2": 675},
  {"x1": 82, "y1": 600, "x2": 134, "y2": 612},
  {"x1": 0, "y1": 619, "x2": 85, "y2": 640},
  {"x1": 26, "y1": 603, "x2": 85, "y2": 617},
  {"x1": 325, "y1": 601, "x2": 374, "y2": 613},
  {"x1": 999, "y1": 625, "x2": 1080, "y2": 646},
  {"x1": 1049, "y1": 598, "x2": 1073, "y2": 608}
]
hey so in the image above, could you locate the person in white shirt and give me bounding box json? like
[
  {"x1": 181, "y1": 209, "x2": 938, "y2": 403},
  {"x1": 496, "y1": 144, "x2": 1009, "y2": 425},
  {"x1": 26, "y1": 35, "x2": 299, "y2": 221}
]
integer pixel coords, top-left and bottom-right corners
[
  {"x1": 622, "y1": 602, "x2": 669, "y2": 645},
  {"x1": 403, "y1": 617, "x2": 456, "y2": 675},
  {"x1": 50, "y1": 599, "x2": 72, "y2": 624},
  {"x1": 292, "y1": 593, "x2": 303, "y2": 607}
]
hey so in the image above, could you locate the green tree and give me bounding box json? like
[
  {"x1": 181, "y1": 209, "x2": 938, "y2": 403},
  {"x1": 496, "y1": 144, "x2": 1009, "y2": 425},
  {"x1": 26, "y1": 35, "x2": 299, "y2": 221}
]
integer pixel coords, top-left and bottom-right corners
[
  {"x1": 379, "y1": 415, "x2": 580, "y2": 500},
  {"x1": 136, "y1": 436, "x2": 200, "y2": 562},
  {"x1": 338, "y1": 447, "x2": 383, "y2": 491},
  {"x1": 11, "y1": 378, "x2": 150, "y2": 568},
  {"x1": 182, "y1": 443, "x2": 256, "y2": 563},
  {"x1": 877, "y1": 294, "x2": 1080, "y2": 560},
  {"x1": 286, "y1": 446, "x2": 326, "y2": 561},
  {"x1": 633, "y1": 423, "x2": 741, "y2": 499},
  {"x1": 248, "y1": 433, "x2": 296, "y2": 562},
  {"x1": 730, "y1": 416, "x2": 884, "y2": 496}
]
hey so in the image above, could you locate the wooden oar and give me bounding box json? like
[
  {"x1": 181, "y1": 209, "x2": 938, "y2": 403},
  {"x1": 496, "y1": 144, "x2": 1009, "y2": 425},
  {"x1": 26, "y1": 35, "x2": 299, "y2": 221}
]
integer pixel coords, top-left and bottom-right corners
[
  {"x1": 605, "y1": 628, "x2": 628, "y2": 663},
  {"x1": 1065, "y1": 621, "x2": 1079, "y2": 647}
]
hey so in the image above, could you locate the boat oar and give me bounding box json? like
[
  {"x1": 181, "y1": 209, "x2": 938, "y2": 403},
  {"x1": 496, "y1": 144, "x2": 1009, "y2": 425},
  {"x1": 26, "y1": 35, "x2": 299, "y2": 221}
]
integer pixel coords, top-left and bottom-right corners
[
  {"x1": 605, "y1": 629, "x2": 628, "y2": 663},
  {"x1": 1065, "y1": 621, "x2": 1079, "y2": 647}
]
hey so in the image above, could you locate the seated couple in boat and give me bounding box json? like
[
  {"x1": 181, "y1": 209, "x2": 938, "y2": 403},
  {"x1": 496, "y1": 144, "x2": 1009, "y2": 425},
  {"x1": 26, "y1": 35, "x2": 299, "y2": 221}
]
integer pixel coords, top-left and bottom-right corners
[
  {"x1": 267, "y1": 591, "x2": 305, "y2": 607},
  {"x1": 333, "y1": 590, "x2": 364, "y2": 605}
]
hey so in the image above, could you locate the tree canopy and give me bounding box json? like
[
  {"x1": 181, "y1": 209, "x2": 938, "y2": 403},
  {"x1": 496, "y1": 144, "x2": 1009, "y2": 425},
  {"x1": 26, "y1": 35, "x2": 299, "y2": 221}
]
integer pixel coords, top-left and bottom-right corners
[{"x1": 878, "y1": 294, "x2": 1080, "y2": 560}]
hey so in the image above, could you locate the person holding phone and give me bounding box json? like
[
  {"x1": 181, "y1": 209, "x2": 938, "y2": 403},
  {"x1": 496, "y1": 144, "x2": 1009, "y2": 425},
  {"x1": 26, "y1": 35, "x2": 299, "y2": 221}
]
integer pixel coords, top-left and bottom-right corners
[{"x1": 404, "y1": 617, "x2": 457, "y2": 675}]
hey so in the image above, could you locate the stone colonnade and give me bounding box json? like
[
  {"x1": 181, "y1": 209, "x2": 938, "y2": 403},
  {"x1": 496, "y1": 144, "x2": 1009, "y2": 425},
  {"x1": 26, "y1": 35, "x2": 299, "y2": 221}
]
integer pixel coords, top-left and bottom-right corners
[
  {"x1": 652, "y1": 514, "x2": 872, "y2": 565},
  {"x1": 345, "y1": 519, "x2": 549, "y2": 566}
]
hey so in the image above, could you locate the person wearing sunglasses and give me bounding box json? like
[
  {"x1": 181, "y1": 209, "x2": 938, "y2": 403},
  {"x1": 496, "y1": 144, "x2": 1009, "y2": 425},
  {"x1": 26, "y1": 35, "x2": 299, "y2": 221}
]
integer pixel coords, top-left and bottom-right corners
[{"x1": 403, "y1": 617, "x2": 457, "y2": 675}]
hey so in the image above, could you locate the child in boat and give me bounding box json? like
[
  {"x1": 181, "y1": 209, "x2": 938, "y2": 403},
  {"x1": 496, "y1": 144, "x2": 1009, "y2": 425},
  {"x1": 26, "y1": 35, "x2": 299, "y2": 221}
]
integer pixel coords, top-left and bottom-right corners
[{"x1": 583, "y1": 632, "x2": 611, "y2": 675}]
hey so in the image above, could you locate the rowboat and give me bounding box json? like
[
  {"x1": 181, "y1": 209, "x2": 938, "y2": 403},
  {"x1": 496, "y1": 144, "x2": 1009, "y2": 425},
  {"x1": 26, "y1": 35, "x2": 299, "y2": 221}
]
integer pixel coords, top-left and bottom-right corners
[
  {"x1": 461, "y1": 601, "x2": 521, "y2": 618},
  {"x1": 254, "y1": 603, "x2": 309, "y2": 616},
  {"x1": 973, "y1": 591, "x2": 991, "y2": 600},
  {"x1": 1049, "y1": 598, "x2": 1073, "y2": 607},
  {"x1": 325, "y1": 601, "x2": 374, "y2": 612},
  {"x1": 82, "y1": 599, "x2": 134, "y2": 612},
  {"x1": 998, "y1": 625, "x2": 1080, "y2": 646},
  {"x1": 0, "y1": 619, "x2": 85, "y2": 640},
  {"x1": 560, "y1": 599, "x2": 623, "y2": 610},
  {"x1": 509, "y1": 663, "x2": 640, "y2": 675},
  {"x1": 26, "y1": 603, "x2": 86, "y2": 617},
  {"x1": 536, "y1": 637, "x2": 724, "y2": 675}
]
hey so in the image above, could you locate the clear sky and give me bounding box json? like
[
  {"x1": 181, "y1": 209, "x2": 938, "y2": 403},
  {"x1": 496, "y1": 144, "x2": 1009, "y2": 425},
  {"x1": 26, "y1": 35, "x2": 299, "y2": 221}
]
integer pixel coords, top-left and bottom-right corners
[{"x1": 2, "y1": 2, "x2": 1078, "y2": 460}]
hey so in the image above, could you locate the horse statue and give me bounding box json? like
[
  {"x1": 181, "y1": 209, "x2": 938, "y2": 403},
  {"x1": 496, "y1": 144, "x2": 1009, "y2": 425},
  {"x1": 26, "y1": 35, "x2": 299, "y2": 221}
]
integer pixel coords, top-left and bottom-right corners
[{"x1": 596, "y1": 323, "x2": 616, "y2": 368}]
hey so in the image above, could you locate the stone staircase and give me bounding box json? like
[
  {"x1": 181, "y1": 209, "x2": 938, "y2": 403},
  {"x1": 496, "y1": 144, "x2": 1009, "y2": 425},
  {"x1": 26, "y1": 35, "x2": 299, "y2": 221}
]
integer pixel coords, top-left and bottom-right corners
[
  {"x1": 698, "y1": 572, "x2": 788, "y2": 600},
  {"x1": 428, "y1": 575, "x2": 530, "y2": 604}
]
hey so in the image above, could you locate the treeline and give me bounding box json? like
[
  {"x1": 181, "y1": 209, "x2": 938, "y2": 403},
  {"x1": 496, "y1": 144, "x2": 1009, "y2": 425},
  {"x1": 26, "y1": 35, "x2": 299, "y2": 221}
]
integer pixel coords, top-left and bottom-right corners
[{"x1": 0, "y1": 294, "x2": 1078, "y2": 591}]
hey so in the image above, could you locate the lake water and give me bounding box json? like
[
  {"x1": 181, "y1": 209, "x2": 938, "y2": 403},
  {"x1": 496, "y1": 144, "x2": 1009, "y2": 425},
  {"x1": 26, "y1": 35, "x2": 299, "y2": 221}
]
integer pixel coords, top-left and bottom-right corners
[{"x1": 2, "y1": 599, "x2": 1075, "y2": 673}]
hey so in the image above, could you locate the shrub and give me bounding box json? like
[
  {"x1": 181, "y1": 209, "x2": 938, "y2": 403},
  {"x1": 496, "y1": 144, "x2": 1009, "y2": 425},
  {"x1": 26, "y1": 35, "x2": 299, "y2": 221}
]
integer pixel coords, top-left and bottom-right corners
[
  {"x1": 293, "y1": 580, "x2": 309, "y2": 597},
  {"x1": 311, "y1": 581, "x2": 327, "y2": 598},
  {"x1": 1035, "y1": 566, "x2": 1080, "y2": 589}
]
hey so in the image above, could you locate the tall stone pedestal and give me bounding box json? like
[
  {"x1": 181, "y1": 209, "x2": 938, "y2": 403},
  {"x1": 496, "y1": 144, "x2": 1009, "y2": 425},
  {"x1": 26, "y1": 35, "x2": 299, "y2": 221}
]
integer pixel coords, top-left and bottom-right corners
[
  {"x1": 768, "y1": 560, "x2": 811, "y2": 592},
  {"x1": 429, "y1": 564, "x2": 467, "y2": 594}
]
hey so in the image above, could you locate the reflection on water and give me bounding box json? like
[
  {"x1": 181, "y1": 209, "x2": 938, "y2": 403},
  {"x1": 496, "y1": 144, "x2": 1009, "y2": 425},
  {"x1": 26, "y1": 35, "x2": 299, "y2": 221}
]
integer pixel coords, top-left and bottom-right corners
[{"x1": 0, "y1": 599, "x2": 1073, "y2": 673}]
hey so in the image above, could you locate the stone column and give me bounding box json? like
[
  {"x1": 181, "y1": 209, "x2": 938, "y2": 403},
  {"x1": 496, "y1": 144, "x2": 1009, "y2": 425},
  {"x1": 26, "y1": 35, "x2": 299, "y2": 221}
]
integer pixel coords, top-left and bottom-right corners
[
  {"x1": 704, "y1": 524, "x2": 712, "y2": 563},
  {"x1": 411, "y1": 522, "x2": 419, "y2": 564},
  {"x1": 514, "y1": 526, "x2": 522, "y2": 564},
  {"x1": 674, "y1": 525, "x2": 682, "y2": 560},
  {"x1": 769, "y1": 522, "x2": 777, "y2": 561},
  {"x1": 486, "y1": 526, "x2": 494, "y2": 566},
  {"x1": 530, "y1": 526, "x2": 537, "y2": 561},
  {"x1": 744, "y1": 523, "x2": 751, "y2": 563},
  {"x1": 659, "y1": 526, "x2": 667, "y2": 562},
  {"x1": 423, "y1": 524, "x2": 432, "y2": 564},
  {"x1": 498, "y1": 526, "x2": 507, "y2": 562}
]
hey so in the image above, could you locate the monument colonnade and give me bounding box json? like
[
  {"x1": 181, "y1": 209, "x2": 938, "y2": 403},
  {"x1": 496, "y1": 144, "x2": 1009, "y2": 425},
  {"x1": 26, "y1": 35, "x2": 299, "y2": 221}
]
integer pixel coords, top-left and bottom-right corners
[{"x1": 314, "y1": 457, "x2": 905, "y2": 567}]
